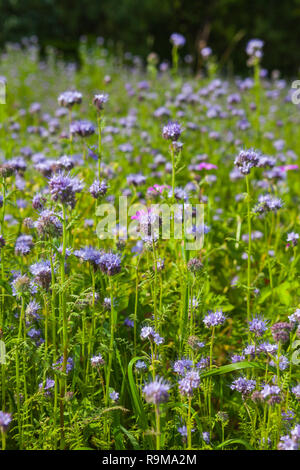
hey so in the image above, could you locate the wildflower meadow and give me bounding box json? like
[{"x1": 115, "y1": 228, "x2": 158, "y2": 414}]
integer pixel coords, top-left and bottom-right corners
[{"x1": 0, "y1": 34, "x2": 299, "y2": 452}]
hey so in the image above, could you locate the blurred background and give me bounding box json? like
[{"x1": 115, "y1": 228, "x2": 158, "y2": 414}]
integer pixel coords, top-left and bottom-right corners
[{"x1": 1, "y1": 0, "x2": 300, "y2": 76}]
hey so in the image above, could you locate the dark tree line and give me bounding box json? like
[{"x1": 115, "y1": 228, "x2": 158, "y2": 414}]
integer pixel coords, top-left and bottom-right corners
[{"x1": 1, "y1": 0, "x2": 300, "y2": 75}]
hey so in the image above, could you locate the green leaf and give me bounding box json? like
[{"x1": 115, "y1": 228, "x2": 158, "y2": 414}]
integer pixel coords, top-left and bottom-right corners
[
  {"x1": 200, "y1": 361, "x2": 265, "y2": 378},
  {"x1": 215, "y1": 439, "x2": 253, "y2": 450},
  {"x1": 127, "y1": 356, "x2": 153, "y2": 449}
]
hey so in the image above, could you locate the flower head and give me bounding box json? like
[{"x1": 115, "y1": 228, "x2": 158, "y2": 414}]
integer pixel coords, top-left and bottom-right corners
[
  {"x1": 0, "y1": 411, "x2": 12, "y2": 433},
  {"x1": 178, "y1": 370, "x2": 200, "y2": 396},
  {"x1": 203, "y1": 309, "x2": 226, "y2": 328},
  {"x1": 143, "y1": 377, "x2": 170, "y2": 404},
  {"x1": 170, "y1": 33, "x2": 186, "y2": 47},
  {"x1": 162, "y1": 121, "x2": 182, "y2": 141},
  {"x1": 49, "y1": 172, "x2": 83, "y2": 208}
]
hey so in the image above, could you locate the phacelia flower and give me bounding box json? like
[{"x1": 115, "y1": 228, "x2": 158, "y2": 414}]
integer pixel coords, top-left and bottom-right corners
[
  {"x1": 98, "y1": 252, "x2": 121, "y2": 276},
  {"x1": 178, "y1": 370, "x2": 200, "y2": 396},
  {"x1": 248, "y1": 315, "x2": 268, "y2": 337},
  {"x1": 49, "y1": 172, "x2": 83, "y2": 208},
  {"x1": 91, "y1": 354, "x2": 105, "y2": 367},
  {"x1": 0, "y1": 411, "x2": 12, "y2": 433},
  {"x1": 253, "y1": 194, "x2": 283, "y2": 214},
  {"x1": 58, "y1": 90, "x2": 82, "y2": 108},
  {"x1": 291, "y1": 384, "x2": 300, "y2": 399},
  {"x1": 15, "y1": 234, "x2": 34, "y2": 255},
  {"x1": 230, "y1": 376, "x2": 256, "y2": 396},
  {"x1": 109, "y1": 390, "x2": 119, "y2": 402},
  {"x1": 35, "y1": 210, "x2": 62, "y2": 238},
  {"x1": 234, "y1": 149, "x2": 260, "y2": 175},
  {"x1": 143, "y1": 377, "x2": 170, "y2": 404},
  {"x1": 287, "y1": 232, "x2": 299, "y2": 247},
  {"x1": 246, "y1": 39, "x2": 264, "y2": 59},
  {"x1": 162, "y1": 121, "x2": 182, "y2": 141},
  {"x1": 74, "y1": 246, "x2": 103, "y2": 268},
  {"x1": 70, "y1": 120, "x2": 95, "y2": 138},
  {"x1": 93, "y1": 93, "x2": 109, "y2": 110},
  {"x1": 89, "y1": 179, "x2": 108, "y2": 199},
  {"x1": 203, "y1": 309, "x2": 226, "y2": 328},
  {"x1": 271, "y1": 322, "x2": 293, "y2": 343},
  {"x1": 173, "y1": 358, "x2": 193, "y2": 376},
  {"x1": 30, "y1": 260, "x2": 52, "y2": 290},
  {"x1": 170, "y1": 33, "x2": 186, "y2": 47}
]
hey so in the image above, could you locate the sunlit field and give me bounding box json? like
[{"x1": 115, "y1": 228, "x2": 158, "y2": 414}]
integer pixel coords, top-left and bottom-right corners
[{"x1": 0, "y1": 35, "x2": 299, "y2": 450}]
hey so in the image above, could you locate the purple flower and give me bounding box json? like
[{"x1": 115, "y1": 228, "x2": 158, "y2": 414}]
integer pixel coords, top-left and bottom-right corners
[
  {"x1": 246, "y1": 39, "x2": 264, "y2": 59},
  {"x1": 203, "y1": 309, "x2": 226, "y2": 328},
  {"x1": 11, "y1": 273, "x2": 37, "y2": 297},
  {"x1": 91, "y1": 354, "x2": 105, "y2": 367},
  {"x1": 58, "y1": 90, "x2": 82, "y2": 108},
  {"x1": 49, "y1": 172, "x2": 83, "y2": 208},
  {"x1": 230, "y1": 376, "x2": 256, "y2": 396},
  {"x1": 89, "y1": 179, "x2": 108, "y2": 199},
  {"x1": 253, "y1": 194, "x2": 284, "y2": 214},
  {"x1": 109, "y1": 390, "x2": 119, "y2": 402},
  {"x1": 124, "y1": 317, "x2": 134, "y2": 328},
  {"x1": 74, "y1": 246, "x2": 103, "y2": 268},
  {"x1": 178, "y1": 425, "x2": 195, "y2": 439},
  {"x1": 289, "y1": 309, "x2": 300, "y2": 325},
  {"x1": 170, "y1": 33, "x2": 186, "y2": 47},
  {"x1": 261, "y1": 384, "x2": 281, "y2": 399},
  {"x1": 70, "y1": 120, "x2": 95, "y2": 138},
  {"x1": 196, "y1": 356, "x2": 210, "y2": 370},
  {"x1": 98, "y1": 252, "x2": 121, "y2": 276},
  {"x1": 53, "y1": 356, "x2": 74, "y2": 374},
  {"x1": 93, "y1": 93, "x2": 109, "y2": 110},
  {"x1": 248, "y1": 315, "x2": 268, "y2": 337},
  {"x1": 291, "y1": 384, "x2": 300, "y2": 399},
  {"x1": 162, "y1": 121, "x2": 182, "y2": 141},
  {"x1": 201, "y1": 47, "x2": 212, "y2": 59},
  {"x1": 287, "y1": 232, "x2": 299, "y2": 247},
  {"x1": 0, "y1": 411, "x2": 12, "y2": 433},
  {"x1": 25, "y1": 300, "x2": 41, "y2": 322},
  {"x1": 15, "y1": 234, "x2": 34, "y2": 255},
  {"x1": 30, "y1": 260, "x2": 52, "y2": 290},
  {"x1": 143, "y1": 377, "x2": 170, "y2": 404},
  {"x1": 135, "y1": 360, "x2": 147, "y2": 372},
  {"x1": 271, "y1": 322, "x2": 293, "y2": 343},
  {"x1": 32, "y1": 193, "x2": 46, "y2": 210},
  {"x1": 178, "y1": 370, "x2": 200, "y2": 396},
  {"x1": 173, "y1": 358, "x2": 193, "y2": 376},
  {"x1": 35, "y1": 210, "x2": 62, "y2": 238},
  {"x1": 234, "y1": 149, "x2": 260, "y2": 175},
  {"x1": 269, "y1": 355, "x2": 289, "y2": 371},
  {"x1": 278, "y1": 435, "x2": 299, "y2": 450},
  {"x1": 39, "y1": 378, "x2": 55, "y2": 394},
  {"x1": 140, "y1": 326, "x2": 164, "y2": 345}
]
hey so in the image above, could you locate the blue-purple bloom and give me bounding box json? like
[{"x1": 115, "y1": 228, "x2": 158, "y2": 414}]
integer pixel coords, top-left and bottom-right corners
[
  {"x1": 178, "y1": 370, "x2": 200, "y2": 396},
  {"x1": 0, "y1": 411, "x2": 12, "y2": 433},
  {"x1": 203, "y1": 309, "x2": 226, "y2": 328},
  {"x1": 143, "y1": 377, "x2": 170, "y2": 404},
  {"x1": 162, "y1": 121, "x2": 182, "y2": 141},
  {"x1": 170, "y1": 33, "x2": 186, "y2": 47},
  {"x1": 230, "y1": 376, "x2": 256, "y2": 396},
  {"x1": 49, "y1": 172, "x2": 83, "y2": 208},
  {"x1": 248, "y1": 315, "x2": 268, "y2": 337}
]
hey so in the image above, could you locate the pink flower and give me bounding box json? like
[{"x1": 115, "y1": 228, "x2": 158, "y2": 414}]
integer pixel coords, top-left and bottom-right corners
[
  {"x1": 279, "y1": 164, "x2": 299, "y2": 172},
  {"x1": 196, "y1": 163, "x2": 218, "y2": 171},
  {"x1": 147, "y1": 184, "x2": 170, "y2": 194}
]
